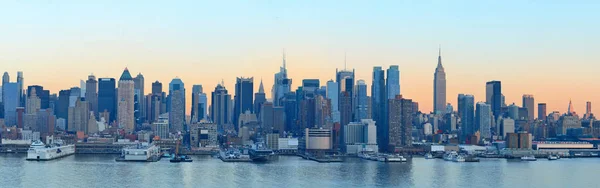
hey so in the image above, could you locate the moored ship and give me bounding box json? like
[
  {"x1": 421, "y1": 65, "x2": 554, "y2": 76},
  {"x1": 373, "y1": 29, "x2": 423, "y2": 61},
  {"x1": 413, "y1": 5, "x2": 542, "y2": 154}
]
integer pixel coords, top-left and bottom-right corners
[
  {"x1": 249, "y1": 142, "x2": 273, "y2": 162},
  {"x1": 26, "y1": 139, "x2": 75, "y2": 161}
]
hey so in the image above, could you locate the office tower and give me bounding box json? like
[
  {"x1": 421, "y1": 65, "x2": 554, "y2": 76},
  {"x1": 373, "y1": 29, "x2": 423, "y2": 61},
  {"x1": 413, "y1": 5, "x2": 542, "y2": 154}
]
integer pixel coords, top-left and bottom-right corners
[
  {"x1": 2, "y1": 72, "x2": 8, "y2": 86},
  {"x1": 27, "y1": 85, "x2": 49, "y2": 109},
  {"x1": 486, "y1": 81, "x2": 502, "y2": 118},
  {"x1": 354, "y1": 80, "x2": 368, "y2": 121},
  {"x1": 117, "y1": 68, "x2": 135, "y2": 132},
  {"x1": 586, "y1": 101, "x2": 592, "y2": 119},
  {"x1": 282, "y1": 92, "x2": 297, "y2": 134},
  {"x1": 233, "y1": 77, "x2": 254, "y2": 132},
  {"x1": 85, "y1": 75, "x2": 98, "y2": 118},
  {"x1": 3, "y1": 83, "x2": 18, "y2": 126},
  {"x1": 508, "y1": 103, "x2": 519, "y2": 120},
  {"x1": 371, "y1": 66, "x2": 387, "y2": 151},
  {"x1": 56, "y1": 90, "x2": 70, "y2": 120},
  {"x1": 254, "y1": 80, "x2": 266, "y2": 118},
  {"x1": 26, "y1": 87, "x2": 41, "y2": 114},
  {"x1": 211, "y1": 83, "x2": 231, "y2": 132},
  {"x1": 458, "y1": 94, "x2": 475, "y2": 142},
  {"x1": 87, "y1": 112, "x2": 98, "y2": 134},
  {"x1": 433, "y1": 48, "x2": 447, "y2": 114},
  {"x1": 387, "y1": 65, "x2": 400, "y2": 99},
  {"x1": 335, "y1": 68, "x2": 355, "y2": 119},
  {"x1": 17, "y1": 72, "x2": 23, "y2": 107},
  {"x1": 152, "y1": 81, "x2": 162, "y2": 95},
  {"x1": 169, "y1": 78, "x2": 185, "y2": 133},
  {"x1": 272, "y1": 52, "x2": 292, "y2": 106},
  {"x1": 98, "y1": 78, "x2": 116, "y2": 123},
  {"x1": 339, "y1": 91, "x2": 353, "y2": 128},
  {"x1": 538, "y1": 103, "x2": 547, "y2": 121},
  {"x1": 191, "y1": 84, "x2": 204, "y2": 123},
  {"x1": 36, "y1": 109, "x2": 55, "y2": 135},
  {"x1": 388, "y1": 95, "x2": 413, "y2": 151},
  {"x1": 301, "y1": 79, "x2": 320, "y2": 98},
  {"x1": 326, "y1": 80, "x2": 340, "y2": 123},
  {"x1": 261, "y1": 102, "x2": 275, "y2": 133},
  {"x1": 522, "y1": 94, "x2": 534, "y2": 121},
  {"x1": 475, "y1": 102, "x2": 492, "y2": 142},
  {"x1": 68, "y1": 98, "x2": 88, "y2": 133},
  {"x1": 133, "y1": 73, "x2": 145, "y2": 124},
  {"x1": 69, "y1": 87, "x2": 81, "y2": 107}
]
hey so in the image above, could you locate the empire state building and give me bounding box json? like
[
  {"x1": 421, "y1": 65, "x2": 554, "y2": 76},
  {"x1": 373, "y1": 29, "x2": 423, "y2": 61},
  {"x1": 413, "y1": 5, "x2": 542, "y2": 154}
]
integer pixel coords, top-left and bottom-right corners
[{"x1": 434, "y1": 47, "x2": 447, "y2": 114}]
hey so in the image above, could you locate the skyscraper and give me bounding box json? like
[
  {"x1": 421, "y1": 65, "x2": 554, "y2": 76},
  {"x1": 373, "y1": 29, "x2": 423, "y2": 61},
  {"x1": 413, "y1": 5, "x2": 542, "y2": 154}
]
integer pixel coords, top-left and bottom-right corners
[
  {"x1": 211, "y1": 83, "x2": 231, "y2": 133},
  {"x1": 388, "y1": 95, "x2": 413, "y2": 151},
  {"x1": 522, "y1": 94, "x2": 535, "y2": 121},
  {"x1": 98, "y1": 78, "x2": 116, "y2": 123},
  {"x1": 117, "y1": 68, "x2": 135, "y2": 132},
  {"x1": 486, "y1": 81, "x2": 502, "y2": 118},
  {"x1": 169, "y1": 78, "x2": 185, "y2": 133},
  {"x1": 336, "y1": 68, "x2": 355, "y2": 102},
  {"x1": 475, "y1": 102, "x2": 492, "y2": 142},
  {"x1": 233, "y1": 77, "x2": 254, "y2": 132},
  {"x1": 133, "y1": 73, "x2": 145, "y2": 124},
  {"x1": 586, "y1": 101, "x2": 592, "y2": 118},
  {"x1": 26, "y1": 87, "x2": 41, "y2": 114},
  {"x1": 386, "y1": 65, "x2": 400, "y2": 99},
  {"x1": 433, "y1": 48, "x2": 447, "y2": 114},
  {"x1": 458, "y1": 94, "x2": 475, "y2": 142},
  {"x1": 26, "y1": 85, "x2": 49, "y2": 110},
  {"x1": 354, "y1": 80, "x2": 368, "y2": 121},
  {"x1": 272, "y1": 52, "x2": 292, "y2": 106},
  {"x1": 339, "y1": 91, "x2": 353, "y2": 128},
  {"x1": 3, "y1": 83, "x2": 18, "y2": 126},
  {"x1": 85, "y1": 75, "x2": 98, "y2": 118},
  {"x1": 17, "y1": 71, "x2": 24, "y2": 107},
  {"x1": 254, "y1": 80, "x2": 266, "y2": 119},
  {"x1": 152, "y1": 81, "x2": 163, "y2": 95},
  {"x1": 538, "y1": 103, "x2": 547, "y2": 121},
  {"x1": 2, "y1": 72, "x2": 8, "y2": 86},
  {"x1": 371, "y1": 67, "x2": 387, "y2": 151},
  {"x1": 56, "y1": 90, "x2": 70, "y2": 121},
  {"x1": 326, "y1": 80, "x2": 340, "y2": 123}
]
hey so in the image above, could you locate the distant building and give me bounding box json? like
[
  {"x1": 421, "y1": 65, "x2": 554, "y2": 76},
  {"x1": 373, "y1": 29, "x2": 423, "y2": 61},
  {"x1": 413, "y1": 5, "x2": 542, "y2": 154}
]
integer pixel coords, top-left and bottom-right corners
[
  {"x1": 354, "y1": 80, "x2": 368, "y2": 121},
  {"x1": 253, "y1": 80, "x2": 266, "y2": 119},
  {"x1": 388, "y1": 95, "x2": 413, "y2": 151},
  {"x1": 152, "y1": 113, "x2": 169, "y2": 139},
  {"x1": 302, "y1": 128, "x2": 332, "y2": 150},
  {"x1": 85, "y1": 75, "x2": 98, "y2": 119},
  {"x1": 3, "y1": 83, "x2": 19, "y2": 126},
  {"x1": 272, "y1": 53, "x2": 292, "y2": 106},
  {"x1": 343, "y1": 119, "x2": 378, "y2": 154},
  {"x1": 522, "y1": 95, "x2": 535, "y2": 122},
  {"x1": 371, "y1": 67, "x2": 387, "y2": 152},
  {"x1": 558, "y1": 115, "x2": 581, "y2": 135},
  {"x1": 486, "y1": 81, "x2": 502, "y2": 118},
  {"x1": 169, "y1": 78, "x2": 186, "y2": 133},
  {"x1": 475, "y1": 102, "x2": 492, "y2": 142},
  {"x1": 98, "y1": 78, "x2": 116, "y2": 123},
  {"x1": 506, "y1": 132, "x2": 532, "y2": 149},
  {"x1": 499, "y1": 118, "x2": 515, "y2": 139},
  {"x1": 458, "y1": 94, "x2": 475, "y2": 142},
  {"x1": 117, "y1": 68, "x2": 135, "y2": 132},
  {"x1": 326, "y1": 80, "x2": 340, "y2": 123},
  {"x1": 233, "y1": 77, "x2": 254, "y2": 131},
  {"x1": 538, "y1": 103, "x2": 547, "y2": 121},
  {"x1": 211, "y1": 83, "x2": 231, "y2": 133},
  {"x1": 433, "y1": 48, "x2": 446, "y2": 115}
]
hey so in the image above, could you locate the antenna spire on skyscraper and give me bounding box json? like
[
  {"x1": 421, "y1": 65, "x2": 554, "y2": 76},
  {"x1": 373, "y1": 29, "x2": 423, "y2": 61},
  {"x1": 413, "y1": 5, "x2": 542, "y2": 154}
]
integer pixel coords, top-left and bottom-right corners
[{"x1": 282, "y1": 48, "x2": 286, "y2": 69}]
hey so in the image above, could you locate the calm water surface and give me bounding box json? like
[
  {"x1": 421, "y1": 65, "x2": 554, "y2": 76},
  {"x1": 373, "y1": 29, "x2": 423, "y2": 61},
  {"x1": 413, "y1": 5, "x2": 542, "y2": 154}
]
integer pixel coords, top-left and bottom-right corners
[{"x1": 0, "y1": 154, "x2": 596, "y2": 188}]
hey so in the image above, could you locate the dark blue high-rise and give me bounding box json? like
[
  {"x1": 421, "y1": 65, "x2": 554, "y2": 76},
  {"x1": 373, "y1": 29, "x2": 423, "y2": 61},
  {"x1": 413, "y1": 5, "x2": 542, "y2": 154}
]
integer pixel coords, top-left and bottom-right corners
[{"x1": 98, "y1": 78, "x2": 116, "y2": 123}]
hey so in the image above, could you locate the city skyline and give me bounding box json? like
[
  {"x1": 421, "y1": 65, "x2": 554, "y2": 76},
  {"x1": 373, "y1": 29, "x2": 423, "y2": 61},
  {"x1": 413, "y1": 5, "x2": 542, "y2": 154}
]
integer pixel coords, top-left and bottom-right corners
[{"x1": 1, "y1": 1, "x2": 597, "y2": 116}]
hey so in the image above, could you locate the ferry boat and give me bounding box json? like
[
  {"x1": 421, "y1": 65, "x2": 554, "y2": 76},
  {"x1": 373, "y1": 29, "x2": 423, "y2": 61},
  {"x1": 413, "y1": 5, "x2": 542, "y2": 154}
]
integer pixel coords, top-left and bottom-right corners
[
  {"x1": 547, "y1": 155, "x2": 559, "y2": 160},
  {"x1": 248, "y1": 142, "x2": 274, "y2": 162},
  {"x1": 521, "y1": 155, "x2": 537, "y2": 161},
  {"x1": 26, "y1": 140, "x2": 75, "y2": 161},
  {"x1": 377, "y1": 154, "x2": 407, "y2": 162}
]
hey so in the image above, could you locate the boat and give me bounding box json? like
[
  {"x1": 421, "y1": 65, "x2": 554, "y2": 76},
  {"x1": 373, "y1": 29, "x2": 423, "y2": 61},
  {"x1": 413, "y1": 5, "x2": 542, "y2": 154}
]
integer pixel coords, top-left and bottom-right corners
[
  {"x1": 26, "y1": 139, "x2": 75, "y2": 161},
  {"x1": 464, "y1": 155, "x2": 480, "y2": 162},
  {"x1": 591, "y1": 153, "x2": 598, "y2": 157},
  {"x1": 521, "y1": 155, "x2": 537, "y2": 161},
  {"x1": 377, "y1": 154, "x2": 407, "y2": 162},
  {"x1": 444, "y1": 151, "x2": 459, "y2": 161},
  {"x1": 547, "y1": 155, "x2": 559, "y2": 160},
  {"x1": 248, "y1": 142, "x2": 273, "y2": 162},
  {"x1": 453, "y1": 155, "x2": 466, "y2": 162},
  {"x1": 425, "y1": 153, "x2": 434, "y2": 159}
]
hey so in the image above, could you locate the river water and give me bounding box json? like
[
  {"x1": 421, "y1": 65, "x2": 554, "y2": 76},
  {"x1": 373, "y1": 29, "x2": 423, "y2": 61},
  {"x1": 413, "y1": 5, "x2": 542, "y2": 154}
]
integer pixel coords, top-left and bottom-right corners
[{"x1": 0, "y1": 154, "x2": 596, "y2": 188}]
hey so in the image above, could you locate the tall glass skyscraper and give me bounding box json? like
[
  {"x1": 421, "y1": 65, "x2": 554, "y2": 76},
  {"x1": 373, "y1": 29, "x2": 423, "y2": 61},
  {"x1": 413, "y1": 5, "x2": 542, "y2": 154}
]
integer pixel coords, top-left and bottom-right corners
[
  {"x1": 371, "y1": 67, "x2": 387, "y2": 152},
  {"x1": 486, "y1": 81, "x2": 502, "y2": 119},
  {"x1": 169, "y1": 78, "x2": 186, "y2": 132},
  {"x1": 386, "y1": 65, "x2": 400, "y2": 99},
  {"x1": 475, "y1": 102, "x2": 492, "y2": 142},
  {"x1": 458, "y1": 94, "x2": 475, "y2": 143},
  {"x1": 98, "y1": 78, "x2": 116, "y2": 123},
  {"x1": 326, "y1": 80, "x2": 339, "y2": 123},
  {"x1": 233, "y1": 77, "x2": 254, "y2": 131},
  {"x1": 211, "y1": 83, "x2": 231, "y2": 133},
  {"x1": 354, "y1": 80, "x2": 368, "y2": 121},
  {"x1": 3, "y1": 83, "x2": 19, "y2": 126}
]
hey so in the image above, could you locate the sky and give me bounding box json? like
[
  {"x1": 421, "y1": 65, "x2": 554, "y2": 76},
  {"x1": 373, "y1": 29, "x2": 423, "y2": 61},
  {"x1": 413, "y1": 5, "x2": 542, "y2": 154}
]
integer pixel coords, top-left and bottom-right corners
[{"x1": 1, "y1": 1, "x2": 599, "y2": 116}]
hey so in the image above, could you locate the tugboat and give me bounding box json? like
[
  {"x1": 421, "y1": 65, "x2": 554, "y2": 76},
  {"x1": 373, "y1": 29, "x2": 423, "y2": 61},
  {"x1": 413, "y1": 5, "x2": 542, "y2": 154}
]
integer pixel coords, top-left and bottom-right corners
[
  {"x1": 547, "y1": 155, "x2": 559, "y2": 160},
  {"x1": 248, "y1": 142, "x2": 273, "y2": 162},
  {"x1": 170, "y1": 138, "x2": 193, "y2": 163},
  {"x1": 425, "y1": 153, "x2": 434, "y2": 159}
]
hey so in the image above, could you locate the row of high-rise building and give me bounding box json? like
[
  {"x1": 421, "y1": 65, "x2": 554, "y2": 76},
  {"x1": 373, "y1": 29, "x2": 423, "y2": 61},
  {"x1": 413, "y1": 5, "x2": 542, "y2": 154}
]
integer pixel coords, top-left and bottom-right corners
[{"x1": 1, "y1": 48, "x2": 596, "y2": 152}]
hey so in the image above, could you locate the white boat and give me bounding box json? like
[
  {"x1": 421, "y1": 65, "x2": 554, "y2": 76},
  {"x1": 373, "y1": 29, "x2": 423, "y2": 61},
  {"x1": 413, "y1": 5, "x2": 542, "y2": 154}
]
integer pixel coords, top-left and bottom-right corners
[
  {"x1": 591, "y1": 153, "x2": 598, "y2": 157},
  {"x1": 425, "y1": 153, "x2": 434, "y2": 159},
  {"x1": 521, "y1": 155, "x2": 537, "y2": 161},
  {"x1": 444, "y1": 151, "x2": 458, "y2": 161},
  {"x1": 26, "y1": 140, "x2": 75, "y2": 161},
  {"x1": 453, "y1": 155, "x2": 466, "y2": 162},
  {"x1": 547, "y1": 155, "x2": 559, "y2": 160}
]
